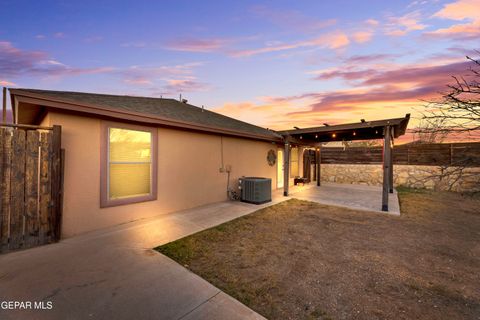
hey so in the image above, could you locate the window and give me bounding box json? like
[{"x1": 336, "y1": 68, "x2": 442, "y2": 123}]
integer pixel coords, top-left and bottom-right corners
[
  {"x1": 290, "y1": 147, "x2": 299, "y2": 177},
  {"x1": 101, "y1": 121, "x2": 157, "y2": 207}
]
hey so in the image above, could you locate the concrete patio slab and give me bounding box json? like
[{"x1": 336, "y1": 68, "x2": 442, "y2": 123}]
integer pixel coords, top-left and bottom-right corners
[{"x1": 289, "y1": 182, "x2": 401, "y2": 215}]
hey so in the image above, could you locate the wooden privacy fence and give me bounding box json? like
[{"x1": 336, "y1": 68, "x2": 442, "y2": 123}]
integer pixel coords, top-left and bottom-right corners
[
  {"x1": 320, "y1": 142, "x2": 480, "y2": 166},
  {"x1": 0, "y1": 124, "x2": 63, "y2": 253}
]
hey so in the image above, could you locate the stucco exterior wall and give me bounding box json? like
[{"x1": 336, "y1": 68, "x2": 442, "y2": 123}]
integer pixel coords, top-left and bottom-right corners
[
  {"x1": 320, "y1": 163, "x2": 480, "y2": 192},
  {"x1": 45, "y1": 112, "x2": 278, "y2": 237}
]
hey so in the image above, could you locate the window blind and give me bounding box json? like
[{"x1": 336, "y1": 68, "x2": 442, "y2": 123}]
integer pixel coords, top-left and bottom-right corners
[{"x1": 108, "y1": 128, "x2": 152, "y2": 199}]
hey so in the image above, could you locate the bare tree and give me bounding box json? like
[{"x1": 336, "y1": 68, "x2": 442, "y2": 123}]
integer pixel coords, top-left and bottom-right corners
[
  {"x1": 412, "y1": 118, "x2": 449, "y2": 143},
  {"x1": 418, "y1": 54, "x2": 480, "y2": 192},
  {"x1": 421, "y1": 55, "x2": 480, "y2": 140}
]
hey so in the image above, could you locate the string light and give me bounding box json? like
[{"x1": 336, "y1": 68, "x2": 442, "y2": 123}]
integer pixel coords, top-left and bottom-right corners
[{"x1": 332, "y1": 133, "x2": 336, "y2": 138}]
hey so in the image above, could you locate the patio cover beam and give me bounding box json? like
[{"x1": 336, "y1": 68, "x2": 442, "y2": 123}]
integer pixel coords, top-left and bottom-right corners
[
  {"x1": 390, "y1": 127, "x2": 395, "y2": 193},
  {"x1": 316, "y1": 146, "x2": 321, "y2": 186},
  {"x1": 382, "y1": 125, "x2": 392, "y2": 211},
  {"x1": 284, "y1": 139, "x2": 290, "y2": 196},
  {"x1": 278, "y1": 114, "x2": 410, "y2": 144}
]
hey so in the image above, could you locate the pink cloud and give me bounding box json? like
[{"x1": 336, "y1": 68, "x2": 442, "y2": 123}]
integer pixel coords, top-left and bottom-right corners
[
  {"x1": 0, "y1": 41, "x2": 47, "y2": 77},
  {"x1": 0, "y1": 80, "x2": 17, "y2": 86},
  {"x1": 433, "y1": 0, "x2": 480, "y2": 20},
  {"x1": 384, "y1": 11, "x2": 427, "y2": 36},
  {"x1": 292, "y1": 60, "x2": 473, "y2": 126},
  {"x1": 424, "y1": 21, "x2": 480, "y2": 39},
  {"x1": 123, "y1": 78, "x2": 153, "y2": 86},
  {"x1": 0, "y1": 41, "x2": 114, "y2": 78},
  {"x1": 294, "y1": 85, "x2": 438, "y2": 115},
  {"x1": 314, "y1": 68, "x2": 378, "y2": 81},
  {"x1": 351, "y1": 31, "x2": 374, "y2": 43},
  {"x1": 425, "y1": 0, "x2": 480, "y2": 40},
  {"x1": 313, "y1": 60, "x2": 470, "y2": 88},
  {"x1": 117, "y1": 63, "x2": 209, "y2": 94},
  {"x1": 165, "y1": 38, "x2": 228, "y2": 52},
  {"x1": 0, "y1": 41, "x2": 209, "y2": 94},
  {"x1": 161, "y1": 78, "x2": 210, "y2": 95},
  {"x1": 230, "y1": 31, "x2": 350, "y2": 57},
  {"x1": 365, "y1": 19, "x2": 379, "y2": 26},
  {"x1": 346, "y1": 54, "x2": 398, "y2": 64},
  {"x1": 361, "y1": 61, "x2": 470, "y2": 86}
]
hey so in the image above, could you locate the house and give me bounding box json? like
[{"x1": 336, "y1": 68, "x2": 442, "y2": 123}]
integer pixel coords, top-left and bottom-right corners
[
  {"x1": 9, "y1": 88, "x2": 410, "y2": 238},
  {"x1": 10, "y1": 89, "x2": 296, "y2": 237}
]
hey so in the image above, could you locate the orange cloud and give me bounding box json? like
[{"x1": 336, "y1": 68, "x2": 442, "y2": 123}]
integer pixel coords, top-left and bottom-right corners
[
  {"x1": 352, "y1": 31, "x2": 374, "y2": 43},
  {"x1": 426, "y1": 0, "x2": 480, "y2": 40},
  {"x1": 433, "y1": 0, "x2": 480, "y2": 20},
  {"x1": 385, "y1": 11, "x2": 427, "y2": 36},
  {"x1": 0, "y1": 80, "x2": 16, "y2": 86},
  {"x1": 365, "y1": 19, "x2": 379, "y2": 26},
  {"x1": 230, "y1": 31, "x2": 350, "y2": 57},
  {"x1": 425, "y1": 21, "x2": 480, "y2": 39}
]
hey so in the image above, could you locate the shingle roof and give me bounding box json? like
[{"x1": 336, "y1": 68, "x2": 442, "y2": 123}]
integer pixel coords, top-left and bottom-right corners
[{"x1": 11, "y1": 88, "x2": 282, "y2": 141}]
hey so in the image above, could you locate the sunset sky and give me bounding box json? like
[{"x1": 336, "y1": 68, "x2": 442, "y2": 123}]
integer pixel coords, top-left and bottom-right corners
[{"x1": 1, "y1": 0, "x2": 479, "y2": 140}]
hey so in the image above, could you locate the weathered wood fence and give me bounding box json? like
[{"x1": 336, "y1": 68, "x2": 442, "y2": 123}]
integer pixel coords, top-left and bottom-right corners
[
  {"x1": 321, "y1": 142, "x2": 480, "y2": 166},
  {"x1": 0, "y1": 124, "x2": 63, "y2": 253}
]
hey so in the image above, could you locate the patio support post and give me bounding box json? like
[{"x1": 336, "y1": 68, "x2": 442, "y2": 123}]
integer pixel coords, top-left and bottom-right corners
[
  {"x1": 316, "y1": 146, "x2": 321, "y2": 186},
  {"x1": 389, "y1": 127, "x2": 394, "y2": 193},
  {"x1": 382, "y1": 125, "x2": 392, "y2": 211},
  {"x1": 284, "y1": 139, "x2": 290, "y2": 196}
]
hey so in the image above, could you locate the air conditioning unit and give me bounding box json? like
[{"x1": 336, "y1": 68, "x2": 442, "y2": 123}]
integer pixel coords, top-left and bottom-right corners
[{"x1": 239, "y1": 177, "x2": 272, "y2": 204}]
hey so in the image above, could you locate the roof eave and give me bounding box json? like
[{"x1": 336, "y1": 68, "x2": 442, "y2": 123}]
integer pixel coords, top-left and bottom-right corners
[{"x1": 278, "y1": 114, "x2": 411, "y2": 137}]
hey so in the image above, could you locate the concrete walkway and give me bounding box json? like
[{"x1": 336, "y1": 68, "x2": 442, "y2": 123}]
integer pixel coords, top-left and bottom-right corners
[
  {"x1": 0, "y1": 183, "x2": 399, "y2": 320},
  {"x1": 0, "y1": 200, "x2": 280, "y2": 320}
]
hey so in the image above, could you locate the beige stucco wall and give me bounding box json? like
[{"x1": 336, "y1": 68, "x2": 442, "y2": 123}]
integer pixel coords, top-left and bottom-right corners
[
  {"x1": 45, "y1": 112, "x2": 278, "y2": 237},
  {"x1": 320, "y1": 163, "x2": 480, "y2": 192}
]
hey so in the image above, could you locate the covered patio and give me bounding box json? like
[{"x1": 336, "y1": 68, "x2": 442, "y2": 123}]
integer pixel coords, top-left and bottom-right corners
[
  {"x1": 277, "y1": 114, "x2": 410, "y2": 212},
  {"x1": 280, "y1": 182, "x2": 400, "y2": 215}
]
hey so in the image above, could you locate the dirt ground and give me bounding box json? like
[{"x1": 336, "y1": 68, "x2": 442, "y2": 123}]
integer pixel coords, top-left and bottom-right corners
[{"x1": 157, "y1": 189, "x2": 480, "y2": 320}]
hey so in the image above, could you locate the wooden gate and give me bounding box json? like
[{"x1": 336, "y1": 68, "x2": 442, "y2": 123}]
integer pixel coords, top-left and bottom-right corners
[{"x1": 0, "y1": 124, "x2": 63, "y2": 253}]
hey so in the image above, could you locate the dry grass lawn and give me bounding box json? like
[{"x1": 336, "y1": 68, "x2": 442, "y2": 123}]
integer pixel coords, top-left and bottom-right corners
[{"x1": 156, "y1": 188, "x2": 480, "y2": 320}]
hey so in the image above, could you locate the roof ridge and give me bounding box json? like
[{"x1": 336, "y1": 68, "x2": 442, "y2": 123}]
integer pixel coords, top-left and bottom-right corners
[{"x1": 15, "y1": 88, "x2": 178, "y2": 101}]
